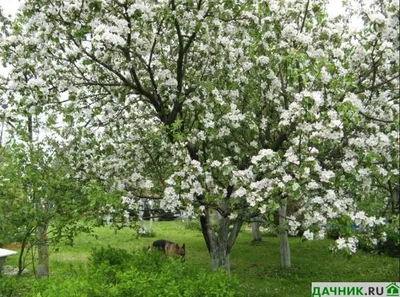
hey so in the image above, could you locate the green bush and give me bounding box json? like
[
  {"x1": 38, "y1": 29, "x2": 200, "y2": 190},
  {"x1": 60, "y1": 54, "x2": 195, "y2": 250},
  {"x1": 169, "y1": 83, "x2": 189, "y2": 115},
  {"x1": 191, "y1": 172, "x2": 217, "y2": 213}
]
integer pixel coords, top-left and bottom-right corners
[
  {"x1": 183, "y1": 219, "x2": 202, "y2": 231},
  {"x1": 29, "y1": 278, "x2": 90, "y2": 297},
  {"x1": 357, "y1": 215, "x2": 400, "y2": 257},
  {"x1": 327, "y1": 215, "x2": 399, "y2": 257},
  {"x1": 377, "y1": 216, "x2": 400, "y2": 257},
  {"x1": 0, "y1": 275, "x2": 21, "y2": 297},
  {"x1": 90, "y1": 245, "x2": 134, "y2": 268},
  {"x1": 24, "y1": 247, "x2": 239, "y2": 297}
]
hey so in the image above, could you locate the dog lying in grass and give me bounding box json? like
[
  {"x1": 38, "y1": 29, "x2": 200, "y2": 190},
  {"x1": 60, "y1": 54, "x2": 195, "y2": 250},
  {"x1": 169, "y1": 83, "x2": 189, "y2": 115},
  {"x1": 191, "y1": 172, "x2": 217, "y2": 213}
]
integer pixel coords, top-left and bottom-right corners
[{"x1": 148, "y1": 239, "x2": 186, "y2": 261}]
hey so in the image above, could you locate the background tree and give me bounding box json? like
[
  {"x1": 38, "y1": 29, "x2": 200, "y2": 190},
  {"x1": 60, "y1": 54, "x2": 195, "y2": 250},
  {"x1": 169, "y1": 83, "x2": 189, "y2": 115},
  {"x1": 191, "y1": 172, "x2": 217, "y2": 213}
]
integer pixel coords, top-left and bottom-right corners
[
  {"x1": 1, "y1": 0, "x2": 398, "y2": 272},
  {"x1": 0, "y1": 10, "x2": 105, "y2": 277}
]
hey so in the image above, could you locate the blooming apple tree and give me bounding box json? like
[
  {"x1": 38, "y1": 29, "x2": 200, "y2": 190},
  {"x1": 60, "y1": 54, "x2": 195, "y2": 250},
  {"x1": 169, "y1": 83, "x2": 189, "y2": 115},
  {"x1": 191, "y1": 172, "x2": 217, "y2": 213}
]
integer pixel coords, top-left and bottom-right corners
[{"x1": 1, "y1": 0, "x2": 398, "y2": 270}]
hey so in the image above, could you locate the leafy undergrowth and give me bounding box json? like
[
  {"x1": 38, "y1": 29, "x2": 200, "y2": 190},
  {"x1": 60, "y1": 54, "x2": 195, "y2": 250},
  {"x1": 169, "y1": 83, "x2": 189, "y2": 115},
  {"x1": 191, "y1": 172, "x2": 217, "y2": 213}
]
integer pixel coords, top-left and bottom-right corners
[{"x1": 2, "y1": 221, "x2": 399, "y2": 297}]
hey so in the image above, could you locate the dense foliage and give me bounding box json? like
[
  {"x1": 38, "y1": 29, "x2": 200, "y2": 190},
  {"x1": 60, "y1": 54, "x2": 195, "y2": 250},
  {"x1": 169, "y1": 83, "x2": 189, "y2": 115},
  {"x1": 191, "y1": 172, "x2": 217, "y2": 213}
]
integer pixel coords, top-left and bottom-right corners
[{"x1": 10, "y1": 248, "x2": 238, "y2": 297}]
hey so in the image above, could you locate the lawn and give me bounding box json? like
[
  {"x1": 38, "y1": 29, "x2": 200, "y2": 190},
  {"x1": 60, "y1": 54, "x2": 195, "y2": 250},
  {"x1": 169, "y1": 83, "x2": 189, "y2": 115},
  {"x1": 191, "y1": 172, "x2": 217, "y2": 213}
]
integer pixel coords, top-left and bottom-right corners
[{"x1": 3, "y1": 220, "x2": 399, "y2": 297}]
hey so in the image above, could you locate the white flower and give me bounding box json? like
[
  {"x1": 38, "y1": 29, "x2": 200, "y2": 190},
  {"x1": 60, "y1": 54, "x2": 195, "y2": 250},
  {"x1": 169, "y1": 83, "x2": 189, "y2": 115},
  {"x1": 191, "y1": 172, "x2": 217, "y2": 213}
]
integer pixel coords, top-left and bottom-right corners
[
  {"x1": 306, "y1": 181, "x2": 319, "y2": 190},
  {"x1": 370, "y1": 238, "x2": 378, "y2": 245},
  {"x1": 320, "y1": 170, "x2": 335, "y2": 183},
  {"x1": 251, "y1": 149, "x2": 275, "y2": 164},
  {"x1": 381, "y1": 232, "x2": 387, "y2": 242},
  {"x1": 332, "y1": 48, "x2": 344, "y2": 59},
  {"x1": 192, "y1": 181, "x2": 204, "y2": 195},
  {"x1": 336, "y1": 237, "x2": 346, "y2": 250},
  {"x1": 288, "y1": 217, "x2": 300, "y2": 235},
  {"x1": 370, "y1": 12, "x2": 385, "y2": 24},
  {"x1": 242, "y1": 62, "x2": 253, "y2": 72},
  {"x1": 312, "y1": 196, "x2": 324, "y2": 204},
  {"x1": 284, "y1": 149, "x2": 299, "y2": 165},
  {"x1": 256, "y1": 55, "x2": 269, "y2": 65},
  {"x1": 343, "y1": 93, "x2": 363, "y2": 110},
  {"x1": 320, "y1": 67, "x2": 332, "y2": 84},
  {"x1": 229, "y1": 212, "x2": 238, "y2": 220},
  {"x1": 233, "y1": 187, "x2": 247, "y2": 198},
  {"x1": 341, "y1": 160, "x2": 357, "y2": 173},
  {"x1": 139, "y1": 179, "x2": 153, "y2": 190},
  {"x1": 347, "y1": 237, "x2": 358, "y2": 253},
  {"x1": 303, "y1": 229, "x2": 314, "y2": 240},
  {"x1": 165, "y1": 77, "x2": 178, "y2": 87},
  {"x1": 352, "y1": 211, "x2": 366, "y2": 225},
  {"x1": 282, "y1": 174, "x2": 292, "y2": 183},
  {"x1": 324, "y1": 190, "x2": 336, "y2": 202}
]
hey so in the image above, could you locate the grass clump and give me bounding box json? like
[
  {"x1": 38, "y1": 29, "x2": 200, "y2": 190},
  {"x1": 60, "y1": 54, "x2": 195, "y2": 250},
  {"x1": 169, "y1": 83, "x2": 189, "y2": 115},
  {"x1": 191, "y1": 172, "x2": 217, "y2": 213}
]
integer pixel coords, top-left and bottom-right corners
[{"x1": 24, "y1": 246, "x2": 238, "y2": 297}]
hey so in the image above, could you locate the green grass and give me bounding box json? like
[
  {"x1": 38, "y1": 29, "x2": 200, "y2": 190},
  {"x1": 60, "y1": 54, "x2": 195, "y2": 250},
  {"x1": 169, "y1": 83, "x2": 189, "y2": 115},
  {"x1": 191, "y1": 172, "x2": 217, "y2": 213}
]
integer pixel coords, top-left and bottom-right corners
[{"x1": 3, "y1": 221, "x2": 399, "y2": 297}]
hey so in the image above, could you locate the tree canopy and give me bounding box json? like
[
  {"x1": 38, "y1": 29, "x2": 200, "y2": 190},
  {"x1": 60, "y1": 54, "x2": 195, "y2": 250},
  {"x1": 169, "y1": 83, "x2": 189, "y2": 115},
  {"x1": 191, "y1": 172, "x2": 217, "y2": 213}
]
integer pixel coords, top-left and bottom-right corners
[{"x1": 1, "y1": 0, "x2": 398, "y2": 269}]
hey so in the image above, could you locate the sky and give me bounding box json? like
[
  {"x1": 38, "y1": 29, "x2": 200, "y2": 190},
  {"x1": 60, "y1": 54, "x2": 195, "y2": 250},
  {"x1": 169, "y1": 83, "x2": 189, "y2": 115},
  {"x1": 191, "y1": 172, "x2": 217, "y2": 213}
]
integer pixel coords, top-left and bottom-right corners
[{"x1": 0, "y1": 0, "x2": 22, "y2": 17}]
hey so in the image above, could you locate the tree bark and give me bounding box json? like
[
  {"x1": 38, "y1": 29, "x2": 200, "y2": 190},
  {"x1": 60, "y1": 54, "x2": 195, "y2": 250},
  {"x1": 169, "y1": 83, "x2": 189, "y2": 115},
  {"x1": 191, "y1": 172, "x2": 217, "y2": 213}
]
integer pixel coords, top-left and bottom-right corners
[
  {"x1": 37, "y1": 224, "x2": 49, "y2": 278},
  {"x1": 252, "y1": 220, "x2": 262, "y2": 242},
  {"x1": 278, "y1": 201, "x2": 291, "y2": 269},
  {"x1": 199, "y1": 206, "x2": 243, "y2": 273}
]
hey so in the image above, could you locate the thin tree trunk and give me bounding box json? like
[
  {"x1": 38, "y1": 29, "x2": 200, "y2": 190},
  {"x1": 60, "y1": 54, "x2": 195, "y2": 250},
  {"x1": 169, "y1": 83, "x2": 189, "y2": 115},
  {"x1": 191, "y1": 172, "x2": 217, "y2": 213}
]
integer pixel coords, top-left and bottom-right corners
[
  {"x1": 149, "y1": 217, "x2": 153, "y2": 236},
  {"x1": 17, "y1": 227, "x2": 35, "y2": 277},
  {"x1": 252, "y1": 220, "x2": 262, "y2": 242},
  {"x1": 27, "y1": 114, "x2": 49, "y2": 278},
  {"x1": 37, "y1": 224, "x2": 49, "y2": 278},
  {"x1": 278, "y1": 201, "x2": 291, "y2": 269}
]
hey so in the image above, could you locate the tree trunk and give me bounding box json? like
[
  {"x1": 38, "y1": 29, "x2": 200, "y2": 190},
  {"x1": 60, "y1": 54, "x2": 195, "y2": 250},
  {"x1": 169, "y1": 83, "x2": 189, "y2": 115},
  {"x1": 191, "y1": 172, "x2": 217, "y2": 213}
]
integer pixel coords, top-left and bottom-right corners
[
  {"x1": 149, "y1": 217, "x2": 154, "y2": 236},
  {"x1": 278, "y1": 201, "x2": 291, "y2": 269},
  {"x1": 252, "y1": 220, "x2": 262, "y2": 242},
  {"x1": 37, "y1": 224, "x2": 49, "y2": 278},
  {"x1": 199, "y1": 206, "x2": 243, "y2": 273},
  {"x1": 17, "y1": 227, "x2": 34, "y2": 276},
  {"x1": 209, "y1": 233, "x2": 231, "y2": 272}
]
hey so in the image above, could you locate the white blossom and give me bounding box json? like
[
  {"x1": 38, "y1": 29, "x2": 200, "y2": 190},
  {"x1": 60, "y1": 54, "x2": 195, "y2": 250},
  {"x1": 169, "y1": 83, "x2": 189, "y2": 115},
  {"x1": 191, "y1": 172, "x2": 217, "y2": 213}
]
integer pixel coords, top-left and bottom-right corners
[{"x1": 303, "y1": 229, "x2": 314, "y2": 240}]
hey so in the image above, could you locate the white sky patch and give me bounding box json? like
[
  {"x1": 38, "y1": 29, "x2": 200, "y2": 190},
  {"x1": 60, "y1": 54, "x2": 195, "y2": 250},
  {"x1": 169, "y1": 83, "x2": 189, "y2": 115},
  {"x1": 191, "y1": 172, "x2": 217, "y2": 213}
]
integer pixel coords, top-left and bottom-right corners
[
  {"x1": 326, "y1": 0, "x2": 364, "y2": 29},
  {"x1": 0, "y1": 0, "x2": 22, "y2": 76},
  {"x1": 0, "y1": 0, "x2": 22, "y2": 17},
  {"x1": 327, "y1": 0, "x2": 345, "y2": 17}
]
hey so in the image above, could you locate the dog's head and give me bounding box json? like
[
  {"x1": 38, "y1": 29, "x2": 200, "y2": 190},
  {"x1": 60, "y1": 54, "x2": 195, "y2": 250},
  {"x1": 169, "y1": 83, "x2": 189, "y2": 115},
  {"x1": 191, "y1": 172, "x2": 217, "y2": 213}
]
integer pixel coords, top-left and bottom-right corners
[{"x1": 176, "y1": 243, "x2": 186, "y2": 261}]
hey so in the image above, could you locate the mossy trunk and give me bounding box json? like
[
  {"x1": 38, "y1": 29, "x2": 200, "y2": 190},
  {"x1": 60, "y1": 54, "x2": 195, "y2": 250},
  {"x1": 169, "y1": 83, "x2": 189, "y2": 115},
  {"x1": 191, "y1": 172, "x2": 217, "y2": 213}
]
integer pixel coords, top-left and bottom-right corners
[{"x1": 200, "y1": 206, "x2": 243, "y2": 273}]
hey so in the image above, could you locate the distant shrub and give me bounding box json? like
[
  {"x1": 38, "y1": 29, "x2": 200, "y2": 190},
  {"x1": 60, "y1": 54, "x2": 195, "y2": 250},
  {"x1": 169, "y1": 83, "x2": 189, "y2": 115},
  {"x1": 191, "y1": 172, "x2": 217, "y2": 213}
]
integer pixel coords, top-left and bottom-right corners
[
  {"x1": 136, "y1": 226, "x2": 156, "y2": 238},
  {"x1": 24, "y1": 247, "x2": 239, "y2": 297},
  {"x1": 357, "y1": 215, "x2": 399, "y2": 257},
  {"x1": 184, "y1": 220, "x2": 202, "y2": 231},
  {"x1": 379, "y1": 216, "x2": 400, "y2": 257},
  {"x1": 90, "y1": 245, "x2": 134, "y2": 268},
  {"x1": 327, "y1": 215, "x2": 399, "y2": 257}
]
